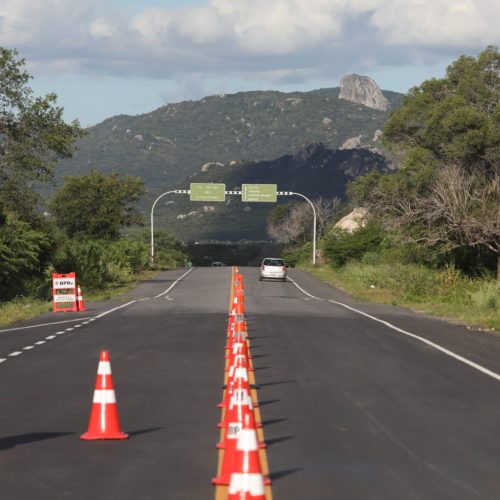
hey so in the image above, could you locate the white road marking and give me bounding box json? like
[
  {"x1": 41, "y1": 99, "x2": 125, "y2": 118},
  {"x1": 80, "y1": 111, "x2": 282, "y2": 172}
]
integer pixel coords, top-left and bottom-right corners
[
  {"x1": 287, "y1": 276, "x2": 322, "y2": 300},
  {"x1": 88, "y1": 318, "x2": 96, "y2": 322},
  {"x1": 154, "y1": 268, "x2": 194, "y2": 298},
  {"x1": 73, "y1": 324, "x2": 82, "y2": 328},
  {"x1": 328, "y1": 299, "x2": 500, "y2": 383},
  {"x1": 0, "y1": 317, "x2": 94, "y2": 333},
  {"x1": 35, "y1": 341, "x2": 46, "y2": 345},
  {"x1": 0, "y1": 358, "x2": 6, "y2": 363},
  {"x1": 95, "y1": 300, "x2": 137, "y2": 319},
  {"x1": 289, "y1": 274, "x2": 500, "y2": 384},
  {"x1": 55, "y1": 331, "x2": 65, "y2": 335},
  {"x1": 65, "y1": 328, "x2": 74, "y2": 332},
  {"x1": 289, "y1": 278, "x2": 500, "y2": 381},
  {"x1": 9, "y1": 351, "x2": 22, "y2": 357},
  {"x1": 23, "y1": 346, "x2": 35, "y2": 350},
  {"x1": 82, "y1": 321, "x2": 90, "y2": 325},
  {"x1": 138, "y1": 297, "x2": 150, "y2": 302},
  {"x1": 45, "y1": 335, "x2": 56, "y2": 340}
]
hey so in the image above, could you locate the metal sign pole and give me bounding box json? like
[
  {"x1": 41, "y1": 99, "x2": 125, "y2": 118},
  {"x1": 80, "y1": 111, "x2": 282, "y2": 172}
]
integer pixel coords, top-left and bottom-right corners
[
  {"x1": 150, "y1": 190, "x2": 186, "y2": 264},
  {"x1": 278, "y1": 191, "x2": 317, "y2": 265}
]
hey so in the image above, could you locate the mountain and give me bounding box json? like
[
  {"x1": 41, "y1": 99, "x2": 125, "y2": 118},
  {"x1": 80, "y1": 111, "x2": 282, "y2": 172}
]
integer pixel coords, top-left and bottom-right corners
[
  {"x1": 153, "y1": 143, "x2": 391, "y2": 241},
  {"x1": 54, "y1": 79, "x2": 403, "y2": 241}
]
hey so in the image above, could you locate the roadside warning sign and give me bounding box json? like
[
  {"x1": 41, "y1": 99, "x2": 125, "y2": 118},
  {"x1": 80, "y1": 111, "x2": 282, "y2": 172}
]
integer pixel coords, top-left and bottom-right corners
[{"x1": 52, "y1": 272, "x2": 78, "y2": 312}]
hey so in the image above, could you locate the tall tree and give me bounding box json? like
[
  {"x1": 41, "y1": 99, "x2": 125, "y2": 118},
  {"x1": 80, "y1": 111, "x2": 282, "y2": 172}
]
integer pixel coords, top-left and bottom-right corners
[
  {"x1": 349, "y1": 46, "x2": 500, "y2": 278},
  {"x1": 49, "y1": 170, "x2": 145, "y2": 240},
  {"x1": 0, "y1": 47, "x2": 84, "y2": 220}
]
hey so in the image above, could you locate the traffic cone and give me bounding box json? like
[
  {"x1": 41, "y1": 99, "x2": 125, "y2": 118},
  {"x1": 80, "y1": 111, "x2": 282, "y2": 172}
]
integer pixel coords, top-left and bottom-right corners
[
  {"x1": 80, "y1": 351, "x2": 128, "y2": 440},
  {"x1": 218, "y1": 379, "x2": 254, "y2": 429},
  {"x1": 212, "y1": 399, "x2": 243, "y2": 484},
  {"x1": 226, "y1": 414, "x2": 270, "y2": 498},
  {"x1": 77, "y1": 284, "x2": 86, "y2": 312}
]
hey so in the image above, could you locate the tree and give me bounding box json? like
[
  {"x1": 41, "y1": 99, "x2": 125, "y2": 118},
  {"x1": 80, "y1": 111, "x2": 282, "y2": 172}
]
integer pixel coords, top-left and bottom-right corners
[
  {"x1": 49, "y1": 171, "x2": 146, "y2": 240},
  {"x1": 0, "y1": 47, "x2": 84, "y2": 220},
  {"x1": 267, "y1": 196, "x2": 340, "y2": 244},
  {"x1": 349, "y1": 46, "x2": 500, "y2": 278}
]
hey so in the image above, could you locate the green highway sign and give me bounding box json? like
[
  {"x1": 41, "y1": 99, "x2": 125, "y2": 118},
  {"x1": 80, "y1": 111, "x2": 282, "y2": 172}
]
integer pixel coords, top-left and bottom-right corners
[
  {"x1": 190, "y1": 183, "x2": 226, "y2": 202},
  {"x1": 241, "y1": 184, "x2": 277, "y2": 202}
]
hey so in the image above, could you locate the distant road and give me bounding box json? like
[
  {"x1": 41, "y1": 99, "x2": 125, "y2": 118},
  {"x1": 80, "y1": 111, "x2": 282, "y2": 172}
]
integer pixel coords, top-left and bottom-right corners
[{"x1": 2, "y1": 267, "x2": 500, "y2": 499}]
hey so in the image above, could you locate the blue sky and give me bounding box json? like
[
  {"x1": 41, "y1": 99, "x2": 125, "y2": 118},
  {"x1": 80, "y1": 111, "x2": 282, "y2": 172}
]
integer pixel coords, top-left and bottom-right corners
[{"x1": 1, "y1": 0, "x2": 497, "y2": 127}]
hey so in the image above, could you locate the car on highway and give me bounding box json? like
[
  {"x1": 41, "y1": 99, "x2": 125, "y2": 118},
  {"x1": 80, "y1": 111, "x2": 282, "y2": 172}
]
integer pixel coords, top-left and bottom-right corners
[
  {"x1": 211, "y1": 261, "x2": 225, "y2": 267},
  {"x1": 259, "y1": 257, "x2": 287, "y2": 281}
]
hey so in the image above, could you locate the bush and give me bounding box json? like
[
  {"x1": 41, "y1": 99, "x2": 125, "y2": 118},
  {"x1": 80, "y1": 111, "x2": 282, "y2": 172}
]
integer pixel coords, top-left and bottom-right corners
[
  {"x1": 282, "y1": 243, "x2": 312, "y2": 267},
  {"x1": 324, "y1": 223, "x2": 384, "y2": 267}
]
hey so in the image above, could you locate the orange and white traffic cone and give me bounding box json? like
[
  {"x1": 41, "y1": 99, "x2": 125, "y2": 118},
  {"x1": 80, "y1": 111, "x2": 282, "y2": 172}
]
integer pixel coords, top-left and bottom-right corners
[
  {"x1": 227, "y1": 414, "x2": 270, "y2": 499},
  {"x1": 80, "y1": 351, "x2": 128, "y2": 440},
  {"x1": 76, "y1": 285, "x2": 86, "y2": 312}
]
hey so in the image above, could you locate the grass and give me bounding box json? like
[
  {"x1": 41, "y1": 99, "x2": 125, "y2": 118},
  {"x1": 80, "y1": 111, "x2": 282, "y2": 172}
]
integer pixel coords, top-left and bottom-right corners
[
  {"x1": 0, "y1": 298, "x2": 53, "y2": 328},
  {"x1": 300, "y1": 261, "x2": 500, "y2": 331},
  {"x1": 0, "y1": 269, "x2": 162, "y2": 328}
]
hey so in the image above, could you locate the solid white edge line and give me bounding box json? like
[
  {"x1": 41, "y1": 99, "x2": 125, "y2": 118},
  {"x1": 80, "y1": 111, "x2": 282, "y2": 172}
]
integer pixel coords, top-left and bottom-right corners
[
  {"x1": 0, "y1": 316, "x2": 94, "y2": 333},
  {"x1": 95, "y1": 300, "x2": 138, "y2": 319},
  {"x1": 327, "y1": 299, "x2": 500, "y2": 383},
  {"x1": 287, "y1": 276, "x2": 322, "y2": 300},
  {"x1": 289, "y1": 274, "x2": 500, "y2": 384},
  {"x1": 154, "y1": 268, "x2": 194, "y2": 298}
]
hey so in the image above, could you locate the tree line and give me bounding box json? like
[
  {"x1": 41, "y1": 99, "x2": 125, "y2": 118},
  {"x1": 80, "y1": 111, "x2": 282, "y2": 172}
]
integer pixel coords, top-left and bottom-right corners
[
  {"x1": 0, "y1": 48, "x2": 185, "y2": 302},
  {"x1": 269, "y1": 47, "x2": 499, "y2": 281}
]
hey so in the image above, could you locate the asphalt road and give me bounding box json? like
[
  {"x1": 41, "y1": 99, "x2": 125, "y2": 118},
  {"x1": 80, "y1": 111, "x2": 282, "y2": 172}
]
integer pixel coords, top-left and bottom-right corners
[{"x1": 2, "y1": 267, "x2": 500, "y2": 499}]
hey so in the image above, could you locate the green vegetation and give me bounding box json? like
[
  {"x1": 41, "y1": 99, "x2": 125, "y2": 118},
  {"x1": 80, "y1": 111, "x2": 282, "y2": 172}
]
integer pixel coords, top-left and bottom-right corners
[
  {"x1": 301, "y1": 261, "x2": 499, "y2": 331},
  {"x1": 349, "y1": 46, "x2": 500, "y2": 279},
  {"x1": 0, "y1": 48, "x2": 186, "y2": 326},
  {"x1": 285, "y1": 47, "x2": 499, "y2": 331},
  {"x1": 49, "y1": 171, "x2": 145, "y2": 239}
]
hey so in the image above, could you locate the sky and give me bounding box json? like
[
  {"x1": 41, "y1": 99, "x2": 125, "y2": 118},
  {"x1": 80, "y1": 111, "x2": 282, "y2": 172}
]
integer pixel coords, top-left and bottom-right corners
[{"x1": 1, "y1": 0, "x2": 498, "y2": 127}]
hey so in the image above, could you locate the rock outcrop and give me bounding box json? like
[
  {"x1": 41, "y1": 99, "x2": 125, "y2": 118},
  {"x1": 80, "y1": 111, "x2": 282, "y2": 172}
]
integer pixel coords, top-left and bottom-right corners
[
  {"x1": 339, "y1": 135, "x2": 362, "y2": 150},
  {"x1": 339, "y1": 75, "x2": 390, "y2": 111},
  {"x1": 334, "y1": 207, "x2": 368, "y2": 233}
]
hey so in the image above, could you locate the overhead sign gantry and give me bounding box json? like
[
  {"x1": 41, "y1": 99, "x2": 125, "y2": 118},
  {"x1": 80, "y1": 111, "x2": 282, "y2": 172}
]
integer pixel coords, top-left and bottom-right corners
[{"x1": 150, "y1": 183, "x2": 316, "y2": 264}]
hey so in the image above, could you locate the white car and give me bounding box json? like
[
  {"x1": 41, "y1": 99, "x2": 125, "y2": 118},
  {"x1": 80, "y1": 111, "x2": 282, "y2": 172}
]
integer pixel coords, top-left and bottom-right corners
[{"x1": 259, "y1": 258, "x2": 287, "y2": 281}]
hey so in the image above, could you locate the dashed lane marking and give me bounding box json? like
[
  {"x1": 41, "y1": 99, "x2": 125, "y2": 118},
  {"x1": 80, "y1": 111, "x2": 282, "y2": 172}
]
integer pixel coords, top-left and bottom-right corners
[
  {"x1": 45, "y1": 335, "x2": 56, "y2": 340},
  {"x1": 23, "y1": 346, "x2": 35, "y2": 350},
  {"x1": 0, "y1": 358, "x2": 7, "y2": 363},
  {"x1": 9, "y1": 351, "x2": 23, "y2": 357},
  {"x1": 35, "y1": 341, "x2": 46, "y2": 345}
]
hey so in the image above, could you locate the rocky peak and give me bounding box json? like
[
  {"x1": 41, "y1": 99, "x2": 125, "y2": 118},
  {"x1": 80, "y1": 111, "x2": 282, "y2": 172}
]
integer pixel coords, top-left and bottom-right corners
[{"x1": 339, "y1": 74, "x2": 390, "y2": 111}]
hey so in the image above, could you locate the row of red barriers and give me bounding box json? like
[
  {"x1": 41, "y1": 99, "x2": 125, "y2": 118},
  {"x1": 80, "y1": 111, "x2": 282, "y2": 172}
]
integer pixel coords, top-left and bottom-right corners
[{"x1": 213, "y1": 268, "x2": 271, "y2": 499}]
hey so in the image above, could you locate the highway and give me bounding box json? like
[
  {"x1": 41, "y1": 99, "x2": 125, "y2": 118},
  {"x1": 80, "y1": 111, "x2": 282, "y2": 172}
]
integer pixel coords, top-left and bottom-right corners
[{"x1": 2, "y1": 266, "x2": 500, "y2": 499}]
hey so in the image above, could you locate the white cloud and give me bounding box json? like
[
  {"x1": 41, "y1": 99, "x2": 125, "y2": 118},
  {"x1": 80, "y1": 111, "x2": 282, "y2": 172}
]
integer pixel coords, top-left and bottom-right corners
[
  {"x1": 89, "y1": 18, "x2": 117, "y2": 38},
  {"x1": 0, "y1": 0, "x2": 498, "y2": 81},
  {"x1": 370, "y1": 0, "x2": 500, "y2": 47}
]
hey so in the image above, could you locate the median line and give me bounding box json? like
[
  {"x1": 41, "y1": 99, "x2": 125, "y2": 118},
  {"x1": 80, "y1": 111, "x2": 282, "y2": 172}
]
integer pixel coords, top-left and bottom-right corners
[{"x1": 215, "y1": 266, "x2": 273, "y2": 500}]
